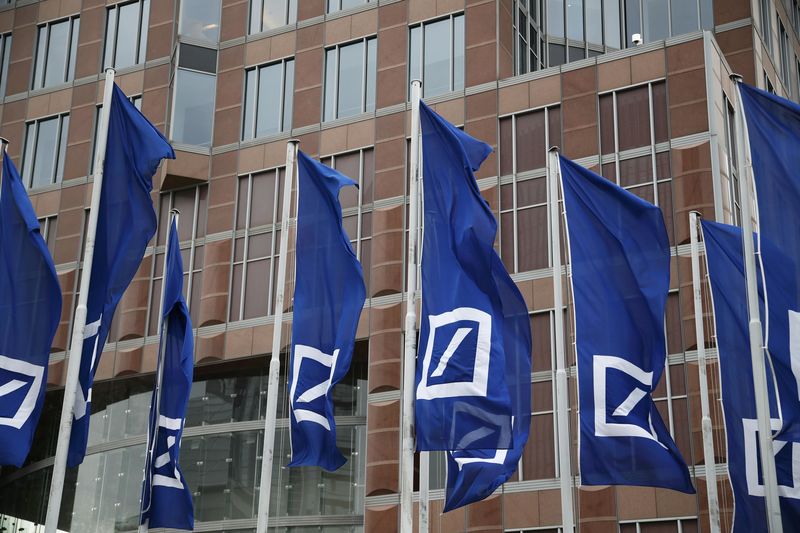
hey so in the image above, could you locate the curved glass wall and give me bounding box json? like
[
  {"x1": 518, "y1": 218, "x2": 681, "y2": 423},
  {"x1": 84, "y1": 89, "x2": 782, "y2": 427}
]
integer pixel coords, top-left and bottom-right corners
[{"x1": 0, "y1": 344, "x2": 368, "y2": 532}]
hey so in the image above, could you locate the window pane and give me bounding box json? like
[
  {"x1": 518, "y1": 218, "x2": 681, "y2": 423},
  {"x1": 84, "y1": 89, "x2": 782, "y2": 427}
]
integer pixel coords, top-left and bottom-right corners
[
  {"x1": 523, "y1": 413, "x2": 555, "y2": 479},
  {"x1": 283, "y1": 59, "x2": 294, "y2": 131},
  {"x1": 242, "y1": 69, "x2": 256, "y2": 140},
  {"x1": 32, "y1": 118, "x2": 59, "y2": 188},
  {"x1": 0, "y1": 35, "x2": 12, "y2": 97},
  {"x1": 44, "y1": 20, "x2": 69, "y2": 87},
  {"x1": 23, "y1": 124, "x2": 36, "y2": 187},
  {"x1": 250, "y1": 171, "x2": 277, "y2": 227},
  {"x1": 499, "y1": 117, "x2": 513, "y2": 176},
  {"x1": 34, "y1": 26, "x2": 46, "y2": 88},
  {"x1": 324, "y1": 48, "x2": 337, "y2": 121},
  {"x1": 180, "y1": 0, "x2": 221, "y2": 41},
  {"x1": 515, "y1": 110, "x2": 546, "y2": 172},
  {"x1": 256, "y1": 63, "x2": 282, "y2": 137},
  {"x1": 599, "y1": 94, "x2": 614, "y2": 154},
  {"x1": 114, "y1": 2, "x2": 140, "y2": 68},
  {"x1": 173, "y1": 69, "x2": 216, "y2": 146},
  {"x1": 700, "y1": 0, "x2": 714, "y2": 29},
  {"x1": 337, "y1": 40, "x2": 364, "y2": 118},
  {"x1": 604, "y1": 0, "x2": 621, "y2": 48},
  {"x1": 586, "y1": 0, "x2": 602, "y2": 44},
  {"x1": 618, "y1": 155, "x2": 652, "y2": 187},
  {"x1": 139, "y1": 0, "x2": 150, "y2": 61},
  {"x1": 548, "y1": 0, "x2": 564, "y2": 38},
  {"x1": 625, "y1": 0, "x2": 641, "y2": 46},
  {"x1": 244, "y1": 259, "x2": 270, "y2": 318},
  {"x1": 652, "y1": 81, "x2": 668, "y2": 143},
  {"x1": 643, "y1": 0, "x2": 669, "y2": 41},
  {"x1": 566, "y1": 0, "x2": 583, "y2": 41},
  {"x1": 104, "y1": 8, "x2": 118, "y2": 69},
  {"x1": 423, "y1": 18, "x2": 450, "y2": 97},
  {"x1": 409, "y1": 25, "x2": 422, "y2": 91},
  {"x1": 67, "y1": 19, "x2": 79, "y2": 82},
  {"x1": 453, "y1": 15, "x2": 464, "y2": 91},
  {"x1": 57, "y1": 115, "x2": 69, "y2": 184},
  {"x1": 549, "y1": 43, "x2": 566, "y2": 66},
  {"x1": 671, "y1": 0, "x2": 700, "y2": 35},
  {"x1": 262, "y1": 0, "x2": 288, "y2": 31},
  {"x1": 517, "y1": 205, "x2": 548, "y2": 271},
  {"x1": 616, "y1": 85, "x2": 650, "y2": 151},
  {"x1": 365, "y1": 38, "x2": 376, "y2": 112},
  {"x1": 179, "y1": 43, "x2": 217, "y2": 73},
  {"x1": 249, "y1": 0, "x2": 261, "y2": 33}
]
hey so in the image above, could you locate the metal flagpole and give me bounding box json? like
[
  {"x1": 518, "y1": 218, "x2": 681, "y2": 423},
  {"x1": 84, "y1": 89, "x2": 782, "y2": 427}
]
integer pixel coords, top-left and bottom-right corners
[
  {"x1": 689, "y1": 211, "x2": 721, "y2": 533},
  {"x1": 256, "y1": 139, "x2": 299, "y2": 533},
  {"x1": 44, "y1": 68, "x2": 116, "y2": 533},
  {"x1": 547, "y1": 147, "x2": 576, "y2": 533},
  {"x1": 138, "y1": 210, "x2": 179, "y2": 533},
  {"x1": 401, "y1": 79, "x2": 422, "y2": 533},
  {"x1": 730, "y1": 74, "x2": 783, "y2": 532}
]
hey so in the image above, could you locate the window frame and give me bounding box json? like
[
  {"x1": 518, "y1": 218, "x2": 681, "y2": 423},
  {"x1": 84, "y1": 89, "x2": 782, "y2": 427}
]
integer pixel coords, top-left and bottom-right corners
[
  {"x1": 241, "y1": 58, "x2": 295, "y2": 141},
  {"x1": 323, "y1": 36, "x2": 377, "y2": 121},
  {"x1": 103, "y1": 0, "x2": 150, "y2": 70},
  {"x1": 0, "y1": 32, "x2": 11, "y2": 97},
  {"x1": 248, "y1": 0, "x2": 297, "y2": 35},
  {"x1": 21, "y1": 113, "x2": 70, "y2": 190},
  {"x1": 32, "y1": 16, "x2": 80, "y2": 90},
  {"x1": 170, "y1": 44, "x2": 218, "y2": 147},
  {"x1": 408, "y1": 13, "x2": 465, "y2": 99}
]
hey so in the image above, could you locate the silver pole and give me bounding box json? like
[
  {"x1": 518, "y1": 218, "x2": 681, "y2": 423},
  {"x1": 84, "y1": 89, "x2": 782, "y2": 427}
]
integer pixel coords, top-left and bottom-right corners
[
  {"x1": 44, "y1": 68, "x2": 116, "y2": 533},
  {"x1": 731, "y1": 74, "x2": 783, "y2": 532},
  {"x1": 401, "y1": 79, "x2": 422, "y2": 533},
  {"x1": 256, "y1": 139, "x2": 299, "y2": 533},
  {"x1": 138, "y1": 210, "x2": 180, "y2": 533},
  {"x1": 689, "y1": 211, "x2": 721, "y2": 533},
  {"x1": 547, "y1": 147, "x2": 576, "y2": 532}
]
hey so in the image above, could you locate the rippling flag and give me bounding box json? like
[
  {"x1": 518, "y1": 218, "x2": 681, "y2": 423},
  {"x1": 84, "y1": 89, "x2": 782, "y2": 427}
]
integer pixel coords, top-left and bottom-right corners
[
  {"x1": 416, "y1": 102, "x2": 531, "y2": 510},
  {"x1": 140, "y1": 218, "x2": 194, "y2": 530},
  {"x1": 702, "y1": 220, "x2": 800, "y2": 532},
  {"x1": 559, "y1": 156, "x2": 693, "y2": 493},
  {"x1": 68, "y1": 84, "x2": 175, "y2": 466},
  {"x1": 288, "y1": 151, "x2": 366, "y2": 471},
  {"x1": 0, "y1": 154, "x2": 62, "y2": 467},
  {"x1": 739, "y1": 83, "x2": 800, "y2": 438}
]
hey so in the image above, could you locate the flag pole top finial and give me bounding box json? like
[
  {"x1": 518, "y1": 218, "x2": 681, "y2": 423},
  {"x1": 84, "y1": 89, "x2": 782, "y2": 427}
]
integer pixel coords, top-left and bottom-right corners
[
  {"x1": 0, "y1": 137, "x2": 9, "y2": 149},
  {"x1": 169, "y1": 208, "x2": 181, "y2": 216},
  {"x1": 548, "y1": 146, "x2": 560, "y2": 154},
  {"x1": 288, "y1": 139, "x2": 300, "y2": 145},
  {"x1": 730, "y1": 73, "x2": 743, "y2": 83}
]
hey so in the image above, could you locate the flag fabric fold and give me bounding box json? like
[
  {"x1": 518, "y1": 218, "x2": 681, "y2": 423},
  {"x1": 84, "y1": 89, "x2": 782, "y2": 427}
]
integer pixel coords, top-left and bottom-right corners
[
  {"x1": 288, "y1": 151, "x2": 366, "y2": 471},
  {"x1": 416, "y1": 101, "x2": 531, "y2": 511},
  {"x1": 68, "y1": 84, "x2": 175, "y2": 466},
  {"x1": 702, "y1": 220, "x2": 800, "y2": 532},
  {"x1": 0, "y1": 154, "x2": 62, "y2": 467},
  {"x1": 140, "y1": 218, "x2": 194, "y2": 530},
  {"x1": 559, "y1": 156, "x2": 694, "y2": 493},
  {"x1": 738, "y1": 83, "x2": 800, "y2": 439}
]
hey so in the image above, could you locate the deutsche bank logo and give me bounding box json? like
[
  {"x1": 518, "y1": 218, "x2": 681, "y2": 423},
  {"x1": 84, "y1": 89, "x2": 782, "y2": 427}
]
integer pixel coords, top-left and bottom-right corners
[
  {"x1": 593, "y1": 355, "x2": 663, "y2": 446},
  {"x1": 417, "y1": 307, "x2": 492, "y2": 401},
  {"x1": 0, "y1": 355, "x2": 44, "y2": 429},
  {"x1": 742, "y1": 417, "x2": 800, "y2": 499},
  {"x1": 289, "y1": 345, "x2": 340, "y2": 430},
  {"x1": 152, "y1": 415, "x2": 184, "y2": 490}
]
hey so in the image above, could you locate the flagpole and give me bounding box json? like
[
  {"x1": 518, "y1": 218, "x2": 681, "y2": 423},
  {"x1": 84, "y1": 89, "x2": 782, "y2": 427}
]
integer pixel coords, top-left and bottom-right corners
[
  {"x1": 256, "y1": 139, "x2": 299, "y2": 533},
  {"x1": 689, "y1": 211, "x2": 721, "y2": 533},
  {"x1": 730, "y1": 74, "x2": 783, "y2": 532},
  {"x1": 417, "y1": 105, "x2": 428, "y2": 533},
  {"x1": 138, "y1": 210, "x2": 179, "y2": 533},
  {"x1": 401, "y1": 79, "x2": 422, "y2": 533},
  {"x1": 547, "y1": 147, "x2": 576, "y2": 533},
  {"x1": 44, "y1": 68, "x2": 116, "y2": 533}
]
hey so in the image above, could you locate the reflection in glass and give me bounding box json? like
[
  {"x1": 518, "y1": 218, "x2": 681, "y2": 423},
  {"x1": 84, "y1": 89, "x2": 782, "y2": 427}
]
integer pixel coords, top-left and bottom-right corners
[
  {"x1": 250, "y1": 0, "x2": 297, "y2": 34},
  {"x1": 172, "y1": 69, "x2": 216, "y2": 147},
  {"x1": 179, "y1": 0, "x2": 221, "y2": 41}
]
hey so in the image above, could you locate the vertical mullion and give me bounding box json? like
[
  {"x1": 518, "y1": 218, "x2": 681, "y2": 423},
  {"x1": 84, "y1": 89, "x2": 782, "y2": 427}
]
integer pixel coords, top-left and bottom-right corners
[{"x1": 612, "y1": 91, "x2": 620, "y2": 185}]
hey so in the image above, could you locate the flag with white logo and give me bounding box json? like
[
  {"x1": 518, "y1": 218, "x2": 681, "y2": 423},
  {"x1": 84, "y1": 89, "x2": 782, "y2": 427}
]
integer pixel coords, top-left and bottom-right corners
[
  {"x1": 0, "y1": 154, "x2": 62, "y2": 467},
  {"x1": 140, "y1": 218, "x2": 194, "y2": 530},
  {"x1": 416, "y1": 102, "x2": 531, "y2": 510},
  {"x1": 288, "y1": 151, "x2": 366, "y2": 471},
  {"x1": 702, "y1": 219, "x2": 800, "y2": 531},
  {"x1": 560, "y1": 156, "x2": 693, "y2": 492},
  {"x1": 739, "y1": 83, "x2": 800, "y2": 438},
  {"x1": 68, "y1": 85, "x2": 175, "y2": 466}
]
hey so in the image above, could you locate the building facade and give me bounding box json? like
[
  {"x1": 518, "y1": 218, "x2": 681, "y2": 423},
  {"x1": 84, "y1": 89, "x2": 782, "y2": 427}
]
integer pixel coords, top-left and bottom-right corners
[{"x1": 0, "y1": 0, "x2": 797, "y2": 531}]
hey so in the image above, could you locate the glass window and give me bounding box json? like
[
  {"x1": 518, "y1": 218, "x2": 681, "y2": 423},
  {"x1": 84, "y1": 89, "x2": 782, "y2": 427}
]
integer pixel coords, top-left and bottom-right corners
[
  {"x1": 548, "y1": 0, "x2": 564, "y2": 38},
  {"x1": 0, "y1": 32, "x2": 11, "y2": 97},
  {"x1": 643, "y1": 0, "x2": 669, "y2": 41},
  {"x1": 324, "y1": 37, "x2": 376, "y2": 121},
  {"x1": 33, "y1": 17, "x2": 79, "y2": 90},
  {"x1": 670, "y1": 0, "x2": 700, "y2": 35},
  {"x1": 249, "y1": 0, "x2": 297, "y2": 34},
  {"x1": 585, "y1": 0, "x2": 602, "y2": 45},
  {"x1": 566, "y1": 0, "x2": 583, "y2": 40},
  {"x1": 327, "y1": 0, "x2": 371, "y2": 13},
  {"x1": 179, "y1": 0, "x2": 221, "y2": 42},
  {"x1": 780, "y1": 19, "x2": 791, "y2": 89},
  {"x1": 604, "y1": 0, "x2": 621, "y2": 48},
  {"x1": 242, "y1": 59, "x2": 294, "y2": 140},
  {"x1": 22, "y1": 114, "x2": 69, "y2": 189},
  {"x1": 625, "y1": 0, "x2": 641, "y2": 46},
  {"x1": 172, "y1": 69, "x2": 216, "y2": 146},
  {"x1": 104, "y1": 0, "x2": 150, "y2": 70},
  {"x1": 761, "y1": 0, "x2": 773, "y2": 52},
  {"x1": 408, "y1": 14, "x2": 465, "y2": 99}
]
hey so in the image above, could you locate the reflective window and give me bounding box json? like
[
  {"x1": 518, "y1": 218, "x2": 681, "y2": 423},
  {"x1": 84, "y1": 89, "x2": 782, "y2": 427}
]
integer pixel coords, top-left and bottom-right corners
[
  {"x1": 604, "y1": 0, "x2": 621, "y2": 48},
  {"x1": 670, "y1": 0, "x2": 700, "y2": 36},
  {"x1": 761, "y1": 0, "x2": 773, "y2": 53},
  {"x1": 104, "y1": 0, "x2": 150, "y2": 70},
  {"x1": 243, "y1": 59, "x2": 294, "y2": 140},
  {"x1": 172, "y1": 44, "x2": 217, "y2": 147},
  {"x1": 620, "y1": 0, "x2": 714, "y2": 48},
  {"x1": 21, "y1": 114, "x2": 69, "y2": 189},
  {"x1": 0, "y1": 33, "x2": 11, "y2": 97},
  {"x1": 643, "y1": 0, "x2": 668, "y2": 41},
  {"x1": 324, "y1": 37, "x2": 376, "y2": 121},
  {"x1": 179, "y1": 0, "x2": 221, "y2": 42},
  {"x1": 567, "y1": 0, "x2": 583, "y2": 40},
  {"x1": 249, "y1": 0, "x2": 297, "y2": 34},
  {"x1": 32, "y1": 17, "x2": 79, "y2": 89},
  {"x1": 409, "y1": 14, "x2": 464, "y2": 99},
  {"x1": 327, "y1": 0, "x2": 371, "y2": 13}
]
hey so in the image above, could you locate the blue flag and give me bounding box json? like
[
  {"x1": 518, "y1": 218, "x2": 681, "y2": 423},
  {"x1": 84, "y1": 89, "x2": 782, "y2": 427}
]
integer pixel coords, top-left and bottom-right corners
[
  {"x1": 416, "y1": 102, "x2": 531, "y2": 511},
  {"x1": 702, "y1": 220, "x2": 800, "y2": 532},
  {"x1": 140, "y1": 218, "x2": 194, "y2": 530},
  {"x1": 739, "y1": 83, "x2": 800, "y2": 439},
  {"x1": 559, "y1": 156, "x2": 693, "y2": 493},
  {"x1": 0, "y1": 154, "x2": 61, "y2": 467},
  {"x1": 288, "y1": 151, "x2": 366, "y2": 471},
  {"x1": 68, "y1": 84, "x2": 175, "y2": 466}
]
